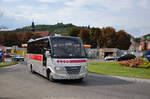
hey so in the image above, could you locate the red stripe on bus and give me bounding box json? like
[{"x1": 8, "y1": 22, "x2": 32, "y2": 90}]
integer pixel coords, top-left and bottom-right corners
[
  {"x1": 29, "y1": 54, "x2": 43, "y2": 61},
  {"x1": 70, "y1": 60, "x2": 86, "y2": 63},
  {"x1": 57, "y1": 59, "x2": 86, "y2": 63}
]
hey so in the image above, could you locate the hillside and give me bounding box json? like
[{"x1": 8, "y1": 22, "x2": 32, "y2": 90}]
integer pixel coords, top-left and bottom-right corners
[{"x1": 15, "y1": 23, "x2": 77, "y2": 34}]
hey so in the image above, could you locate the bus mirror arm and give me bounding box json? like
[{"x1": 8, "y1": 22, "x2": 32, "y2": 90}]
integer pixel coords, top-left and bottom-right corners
[
  {"x1": 45, "y1": 51, "x2": 51, "y2": 57},
  {"x1": 44, "y1": 48, "x2": 51, "y2": 51}
]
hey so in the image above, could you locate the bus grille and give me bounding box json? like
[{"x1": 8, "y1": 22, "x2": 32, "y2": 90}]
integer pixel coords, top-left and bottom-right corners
[{"x1": 65, "y1": 66, "x2": 81, "y2": 74}]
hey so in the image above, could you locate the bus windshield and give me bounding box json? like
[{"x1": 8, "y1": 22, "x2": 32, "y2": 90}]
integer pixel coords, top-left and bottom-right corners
[{"x1": 51, "y1": 37, "x2": 86, "y2": 58}]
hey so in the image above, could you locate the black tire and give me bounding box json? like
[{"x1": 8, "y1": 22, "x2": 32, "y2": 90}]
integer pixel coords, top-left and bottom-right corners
[
  {"x1": 47, "y1": 70, "x2": 55, "y2": 82},
  {"x1": 76, "y1": 78, "x2": 84, "y2": 82},
  {"x1": 30, "y1": 65, "x2": 34, "y2": 73}
]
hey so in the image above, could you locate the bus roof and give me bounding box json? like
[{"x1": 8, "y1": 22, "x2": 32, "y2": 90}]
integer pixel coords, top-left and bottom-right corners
[{"x1": 28, "y1": 36, "x2": 80, "y2": 43}]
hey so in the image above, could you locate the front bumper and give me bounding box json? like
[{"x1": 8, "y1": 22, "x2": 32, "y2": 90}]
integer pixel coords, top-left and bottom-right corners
[{"x1": 51, "y1": 72, "x2": 87, "y2": 80}]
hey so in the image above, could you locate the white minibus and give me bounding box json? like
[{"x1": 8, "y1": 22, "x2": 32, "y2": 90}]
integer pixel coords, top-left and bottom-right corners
[{"x1": 27, "y1": 36, "x2": 87, "y2": 81}]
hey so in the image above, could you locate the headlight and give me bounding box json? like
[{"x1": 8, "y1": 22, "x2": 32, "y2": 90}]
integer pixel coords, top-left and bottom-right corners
[
  {"x1": 80, "y1": 66, "x2": 87, "y2": 73},
  {"x1": 54, "y1": 66, "x2": 66, "y2": 74},
  {"x1": 55, "y1": 66, "x2": 64, "y2": 71},
  {"x1": 55, "y1": 67, "x2": 61, "y2": 71}
]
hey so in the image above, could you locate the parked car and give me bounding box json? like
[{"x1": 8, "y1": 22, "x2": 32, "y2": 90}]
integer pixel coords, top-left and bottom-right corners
[
  {"x1": 4, "y1": 53, "x2": 12, "y2": 58},
  {"x1": 11, "y1": 56, "x2": 24, "y2": 61},
  {"x1": 105, "y1": 56, "x2": 116, "y2": 61},
  {"x1": 117, "y1": 54, "x2": 136, "y2": 61}
]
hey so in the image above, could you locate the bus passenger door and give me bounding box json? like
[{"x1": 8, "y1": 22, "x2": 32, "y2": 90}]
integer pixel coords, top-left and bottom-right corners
[
  {"x1": 41, "y1": 52, "x2": 46, "y2": 76},
  {"x1": 43, "y1": 54, "x2": 47, "y2": 66}
]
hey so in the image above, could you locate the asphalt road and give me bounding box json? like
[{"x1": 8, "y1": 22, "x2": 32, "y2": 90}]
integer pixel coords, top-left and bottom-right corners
[{"x1": 0, "y1": 64, "x2": 150, "y2": 99}]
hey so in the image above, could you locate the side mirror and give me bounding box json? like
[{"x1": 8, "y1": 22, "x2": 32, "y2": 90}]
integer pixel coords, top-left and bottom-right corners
[
  {"x1": 44, "y1": 48, "x2": 51, "y2": 53},
  {"x1": 44, "y1": 48, "x2": 51, "y2": 51}
]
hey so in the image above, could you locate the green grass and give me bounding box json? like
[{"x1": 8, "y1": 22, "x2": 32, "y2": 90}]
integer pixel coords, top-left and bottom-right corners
[
  {"x1": 0, "y1": 62, "x2": 17, "y2": 67},
  {"x1": 88, "y1": 62, "x2": 150, "y2": 79}
]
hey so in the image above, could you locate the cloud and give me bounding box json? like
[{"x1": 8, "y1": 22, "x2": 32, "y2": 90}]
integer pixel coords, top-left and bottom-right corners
[
  {"x1": 0, "y1": 7, "x2": 30, "y2": 29},
  {"x1": 0, "y1": 0, "x2": 149, "y2": 37},
  {"x1": 55, "y1": 0, "x2": 131, "y2": 24},
  {"x1": 56, "y1": 0, "x2": 135, "y2": 18},
  {"x1": 2, "y1": 0, "x2": 23, "y2": 2},
  {"x1": 0, "y1": 10, "x2": 3, "y2": 17},
  {"x1": 17, "y1": 5, "x2": 49, "y2": 10},
  {"x1": 65, "y1": 0, "x2": 133, "y2": 11},
  {"x1": 2, "y1": 0, "x2": 69, "y2": 3},
  {"x1": 138, "y1": 0, "x2": 150, "y2": 9},
  {"x1": 33, "y1": 0, "x2": 69, "y2": 3}
]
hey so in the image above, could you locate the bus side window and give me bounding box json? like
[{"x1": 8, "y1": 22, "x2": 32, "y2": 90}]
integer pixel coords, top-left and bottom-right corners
[
  {"x1": 35, "y1": 39, "x2": 47, "y2": 54},
  {"x1": 43, "y1": 39, "x2": 51, "y2": 53}
]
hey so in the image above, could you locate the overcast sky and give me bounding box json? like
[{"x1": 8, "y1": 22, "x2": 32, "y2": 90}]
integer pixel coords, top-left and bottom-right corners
[{"x1": 0, "y1": 0, "x2": 150, "y2": 37}]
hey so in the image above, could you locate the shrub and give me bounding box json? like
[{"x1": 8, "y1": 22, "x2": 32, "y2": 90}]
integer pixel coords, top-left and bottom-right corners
[
  {"x1": 118, "y1": 58, "x2": 149, "y2": 68},
  {"x1": 139, "y1": 60, "x2": 150, "y2": 68}
]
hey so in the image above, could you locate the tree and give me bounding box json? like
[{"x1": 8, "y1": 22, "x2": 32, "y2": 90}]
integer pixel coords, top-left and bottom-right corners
[
  {"x1": 0, "y1": 32, "x2": 5, "y2": 44},
  {"x1": 101, "y1": 27, "x2": 117, "y2": 48},
  {"x1": 17, "y1": 33, "x2": 26, "y2": 47},
  {"x1": 90, "y1": 28, "x2": 102, "y2": 48},
  {"x1": 68, "y1": 27, "x2": 81, "y2": 37},
  {"x1": 2, "y1": 32, "x2": 18, "y2": 46},
  {"x1": 78, "y1": 29, "x2": 90, "y2": 44},
  {"x1": 115, "y1": 30, "x2": 131, "y2": 50},
  {"x1": 21, "y1": 32, "x2": 41, "y2": 43},
  {"x1": 31, "y1": 32, "x2": 41, "y2": 39}
]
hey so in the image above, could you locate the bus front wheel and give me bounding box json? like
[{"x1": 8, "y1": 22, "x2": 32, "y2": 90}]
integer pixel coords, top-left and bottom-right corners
[
  {"x1": 76, "y1": 78, "x2": 84, "y2": 82},
  {"x1": 47, "y1": 69, "x2": 55, "y2": 82}
]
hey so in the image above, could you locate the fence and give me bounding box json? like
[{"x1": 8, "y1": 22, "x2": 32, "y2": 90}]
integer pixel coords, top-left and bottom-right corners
[{"x1": 85, "y1": 49, "x2": 99, "y2": 59}]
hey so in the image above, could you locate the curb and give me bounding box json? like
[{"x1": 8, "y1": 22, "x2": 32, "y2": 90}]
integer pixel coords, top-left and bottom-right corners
[{"x1": 89, "y1": 73, "x2": 150, "y2": 84}]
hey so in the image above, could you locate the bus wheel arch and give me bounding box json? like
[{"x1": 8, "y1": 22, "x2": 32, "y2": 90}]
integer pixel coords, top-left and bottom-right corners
[{"x1": 46, "y1": 69, "x2": 55, "y2": 81}]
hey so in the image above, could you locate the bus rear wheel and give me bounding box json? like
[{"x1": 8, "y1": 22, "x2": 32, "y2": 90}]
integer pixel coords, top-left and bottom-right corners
[{"x1": 30, "y1": 65, "x2": 34, "y2": 73}]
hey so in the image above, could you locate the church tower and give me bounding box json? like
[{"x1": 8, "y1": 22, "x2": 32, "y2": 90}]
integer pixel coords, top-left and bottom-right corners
[{"x1": 31, "y1": 20, "x2": 35, "y2": 32}]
